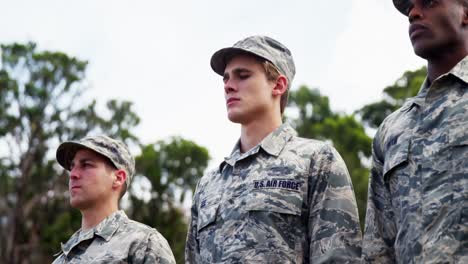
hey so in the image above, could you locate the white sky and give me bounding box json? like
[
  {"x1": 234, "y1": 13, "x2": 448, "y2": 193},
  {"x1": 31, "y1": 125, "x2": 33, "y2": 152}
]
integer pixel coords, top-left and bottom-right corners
[{"x1": 1, "y1": 0, "x2": 426, "y2": 167}]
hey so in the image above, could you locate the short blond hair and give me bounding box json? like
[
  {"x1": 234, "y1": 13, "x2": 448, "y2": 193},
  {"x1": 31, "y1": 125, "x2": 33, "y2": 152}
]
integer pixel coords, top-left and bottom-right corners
[{"x1": 261, "y1": 60, "x2": 288, "y2": 114}]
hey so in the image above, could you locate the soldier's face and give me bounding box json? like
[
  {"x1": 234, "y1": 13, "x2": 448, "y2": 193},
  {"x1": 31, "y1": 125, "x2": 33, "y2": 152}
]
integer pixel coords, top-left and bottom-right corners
[
  {"x1": 408, "y1": 0, "x2": 468, "y2": 59},
  {"x1": 68, "y1": 149, "x2": 116, "y2": 210},
  {"x1": 223, "y1": 55, "x2": 276, "y2": 124}
]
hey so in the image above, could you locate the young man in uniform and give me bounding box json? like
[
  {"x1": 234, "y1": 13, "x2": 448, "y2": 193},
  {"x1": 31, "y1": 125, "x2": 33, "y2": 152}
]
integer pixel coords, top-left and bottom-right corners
[
  {"x1": 52, "y1": 135, "x2": 176, "y2": 263},
  {"x1": 363, "y1": 0, "x2": 468, "y2": 262},
  {"x1": 185, "y1": 35, "x2": 362, "y2": 263}
]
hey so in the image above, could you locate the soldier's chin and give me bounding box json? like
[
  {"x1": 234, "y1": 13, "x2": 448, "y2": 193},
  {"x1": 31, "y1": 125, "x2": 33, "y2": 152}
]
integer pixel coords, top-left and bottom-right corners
[
  {"x1": 412, "y1": 42, "x2": 438, "y2": 60},
  {"x1": 227, "y1": 112, "x2": 243, "y2": 124},
  {"x1": 70, "y1": 198, "x2": 87, "y2": 209}
]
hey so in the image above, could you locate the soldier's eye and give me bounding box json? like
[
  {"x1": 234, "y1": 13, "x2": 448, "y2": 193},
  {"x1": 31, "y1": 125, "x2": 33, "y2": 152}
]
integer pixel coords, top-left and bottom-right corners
[
  {"x1": 239, "y1": 74, "x2": 250, "y2": 80},
  {"x1": 422, "y1": 0, "x2": 437, "y2": 8},
  {"x1": 83, "y1": 162, "x2": 93, "y2": 168}
]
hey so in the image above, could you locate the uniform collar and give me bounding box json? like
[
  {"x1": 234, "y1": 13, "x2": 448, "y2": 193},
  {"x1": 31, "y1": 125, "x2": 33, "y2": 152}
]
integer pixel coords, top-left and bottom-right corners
[
  {"x1": 60, "y1": 210, "x2": 127, "y2": 256},
  {"x1": 447, "y1": 55, "x2": 468, "y2": 84},
  {"x1": 220, "y1": 123, "x2": 295, "y2": 171},
  {"x1": 403, "y1": 55, "x2": 468, "y2": 111},
  {"x1": 260, "y1": 123, "x2": 296, "y2": 156},
  {"x1": 401, "y1": 78, "x2": 429, "y2": 111}
]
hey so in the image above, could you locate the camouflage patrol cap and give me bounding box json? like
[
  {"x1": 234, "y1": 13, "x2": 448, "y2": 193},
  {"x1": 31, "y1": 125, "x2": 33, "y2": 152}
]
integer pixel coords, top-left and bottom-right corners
[
  {"x1": 210, "y1": 35, "x2": 296, "y2": 85},
  {"x1": 56, "y1": 135, "x2": 135, "y2": 185},
  {"x1": 393, "y1": 0, "x2": 412, "y2": 16}
]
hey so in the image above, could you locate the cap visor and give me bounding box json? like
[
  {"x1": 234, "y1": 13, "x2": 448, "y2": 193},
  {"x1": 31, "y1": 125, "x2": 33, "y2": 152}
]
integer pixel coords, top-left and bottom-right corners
[
  {"x1": 210, "y1": 47, "x2": 268, "y2": 76},
  {"x1": 394, "y1": 0, "x2": 411, "y2": 15},
  {"x1": 56, "y1": 141, "x2": 90, "y2": 171}
]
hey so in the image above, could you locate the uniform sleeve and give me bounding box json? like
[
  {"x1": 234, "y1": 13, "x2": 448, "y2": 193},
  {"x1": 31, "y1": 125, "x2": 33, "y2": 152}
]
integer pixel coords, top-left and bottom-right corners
[
  {"x1": 130, "y1": 231, "x2": 176, "y2": 264},
  {"x1": 362, "y1": 134, "x2": 397, "y2": 263},
  {"x1": 51, "y1": 254, "x2": 64, "y2": 264},
  {"x1": 185, "y1": 181, "x2": 201, "y2": 264},
  {"x1": 308, "y1": 144, "x2": 362, "y2": 263}
]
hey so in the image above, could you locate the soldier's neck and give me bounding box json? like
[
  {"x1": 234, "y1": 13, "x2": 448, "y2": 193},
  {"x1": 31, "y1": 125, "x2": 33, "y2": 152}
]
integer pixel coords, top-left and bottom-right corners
[
  {"x1": 239, "y1": 115, "x2": 282, "y2": 153},
  {"x1": 80, "y1": 203, "x2": 119, "y2": 231},
  {"x1": 426, "y1": 47, "x2": 467, "y2": 83}
]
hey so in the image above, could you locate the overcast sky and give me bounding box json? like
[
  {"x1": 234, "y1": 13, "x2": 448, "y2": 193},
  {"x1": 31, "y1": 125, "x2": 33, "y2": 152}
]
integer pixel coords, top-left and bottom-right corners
[{"x1": 1, "y1": 0, "x2": 426, "y2": 167}]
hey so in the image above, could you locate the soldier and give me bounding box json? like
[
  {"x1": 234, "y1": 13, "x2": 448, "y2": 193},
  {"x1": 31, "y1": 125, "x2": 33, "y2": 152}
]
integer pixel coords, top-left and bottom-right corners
[
  {"x1": 52, "y1": 135, "x2": 176, "y2": 264},
  {"x1": 185, "y1": 35, "x2": 362, "y2": 263},
  {"x1": 363, "y1": 0, "x2": 468, "y2": 263}
]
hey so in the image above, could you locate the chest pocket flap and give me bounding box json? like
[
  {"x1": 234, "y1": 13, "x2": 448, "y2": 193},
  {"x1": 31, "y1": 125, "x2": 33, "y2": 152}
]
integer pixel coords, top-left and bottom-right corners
[
  {"x1": 245, "y1": 187, "x2": 302, "y2": 216},
  {"x1": 449, "y1": 124, "x2": 468, "y2": 147},
  {"x1": 197, "y1": 198, "x2": 219, "y2": 233},
  {"x1": 383, "y1": 140, "x2": 410, "y2": 180}
]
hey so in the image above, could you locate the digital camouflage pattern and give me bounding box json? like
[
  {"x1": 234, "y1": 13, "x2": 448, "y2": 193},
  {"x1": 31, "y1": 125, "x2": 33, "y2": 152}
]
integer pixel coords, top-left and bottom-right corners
[
  {"x1": 186, "y1": 124, "x2": 362, "y2": 263},
  {"x1": 52, "y1": 210, "x2": 176, "y2": 264},
  {"x1": 363, "y1": 56, "x2": 468, "y2": 263},
  {"x1": 210, "y1": 35, "x2": 296, "y2": 86},
  {"x1": 56, "y1": 135, "x2": 136, "y2": 185}
]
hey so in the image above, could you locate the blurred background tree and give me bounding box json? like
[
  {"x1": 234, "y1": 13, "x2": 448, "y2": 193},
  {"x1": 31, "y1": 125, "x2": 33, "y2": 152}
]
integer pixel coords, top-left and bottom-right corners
[
  {"x1": 129, "y1": 138, "x2": 209, "y2": 263},
  {"x1": 358, "y1": 67, "x2": 425, "y2": 128},
  {"x1": 285, "y1": 67, "x2": 426, "y2": 226},
  {"x1": 0, "y1": 42, "x2": 209, "y2": 263},
  {"x1": 286, "y1": 86, "x2": 372, "y2": 224}
]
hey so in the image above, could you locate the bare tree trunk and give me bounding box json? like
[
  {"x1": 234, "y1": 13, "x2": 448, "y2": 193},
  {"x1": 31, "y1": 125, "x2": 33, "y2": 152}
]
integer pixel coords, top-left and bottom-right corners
[{"x1": 7, "y1": 148, "x2": 36, "y2": 264}]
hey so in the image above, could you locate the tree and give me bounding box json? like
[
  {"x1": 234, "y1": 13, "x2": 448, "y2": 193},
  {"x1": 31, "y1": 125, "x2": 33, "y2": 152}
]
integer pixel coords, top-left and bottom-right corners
[
  {"x1": 287, "y1": 85, "x2": 372, "y2": 224},
  {"x1": 0, "y1": 42, "x2": 137, "y2": 263},
  {"x1": 0, "y1": 42, "x2": 210, "y2": 263},
  {"x1": 129, "y1": 138, "x2": 210, "y2": 263},
  {"x1": 358, "y1": 67, "x2": 426, "y2": 128}
]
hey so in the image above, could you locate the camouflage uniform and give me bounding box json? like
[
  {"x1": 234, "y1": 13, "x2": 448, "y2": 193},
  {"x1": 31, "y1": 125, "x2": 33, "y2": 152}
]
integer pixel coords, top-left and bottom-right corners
[
  {"x1": 52, "y1": 210, "x2": 176, "y2": 264},
  {"x1": 54, "y1": 135, "x2": 176, "y2": 263},
  {"x1": 363, "y1": 56, "x2": 468, "y2": 263},
  {"x1": 186, "y1": 123, "x2": 362, "y2": 263}
]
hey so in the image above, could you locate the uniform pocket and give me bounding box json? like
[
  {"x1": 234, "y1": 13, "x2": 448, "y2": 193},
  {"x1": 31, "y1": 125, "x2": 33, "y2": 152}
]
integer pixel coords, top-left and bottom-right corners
[
  {"x1": 383, "y1": 140, "x2": 410, "y2": 181},
  {"x1": 197, "y1": 196, "x2": 220, "y2": 233},
  {"x1": 448, "y1": 120, "x2": 467, "y2": 237},
  {"x1": 242, "y1": 182, "x2": 304, "y2": 262},
  {"x1": 245, "y1": 183, "x2": 303, "y2": 216}
]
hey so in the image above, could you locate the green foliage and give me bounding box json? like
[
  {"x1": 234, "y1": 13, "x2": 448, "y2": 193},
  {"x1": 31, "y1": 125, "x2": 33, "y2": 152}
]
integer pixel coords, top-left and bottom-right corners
[
  {"x1": 359, "y1": 67, "x2": 426, "y2": 128},
  {"x1": 0, "y1": 42, "x2": 206, "y2": 263},
  {"x1": 287, "y1": 85, "x2": 372, "y2": 224},
  {"x1": 129, "y1": 138, "x2": 210, "y2": 263},
  {"x1": 0, "y1": 42, "x2": 95, "y2": 263},
  {"x1": 286, "y1": 67, "x2": 426, "y2": 227}
]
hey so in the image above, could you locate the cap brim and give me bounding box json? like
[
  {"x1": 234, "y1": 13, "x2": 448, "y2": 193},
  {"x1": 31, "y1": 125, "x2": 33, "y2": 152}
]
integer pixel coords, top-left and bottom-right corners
[
  {"x1": 57, "y1": 141, "x2": 121, "y2": 172},
  {"x1": 210, "y1": 47, "x2": 269, "y2": 76},
  {"x1": 56, "y1": 141, "x2": 89, "y2": 171},
  {"x1": 393, "y1": 0, "x2": 411, "y2": 16}
]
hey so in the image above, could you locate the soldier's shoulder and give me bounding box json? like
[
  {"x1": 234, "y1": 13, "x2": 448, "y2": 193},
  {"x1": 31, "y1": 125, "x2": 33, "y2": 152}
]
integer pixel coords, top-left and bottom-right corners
[
  {"x1": 287, "y1": 135, "x2": 333, "y2": 155},
  {"x1": 378, "y1": 99, "x2": 415, "y2": 135},
  {"x1": 197, "y1": 166, "x2": 219, "y2": 185},
  {"x1": 120, "y1": 219, "x2": 164, "y2": 239},
  {"x1": 368, "y1": 105, "x2": 410, "y2": 156},
  {"x1": 124, "y1": 219, "x2": 172, "y2": 246},
  {"x1": 118, "y1": 219, "x2": 175, "y2": 263}
]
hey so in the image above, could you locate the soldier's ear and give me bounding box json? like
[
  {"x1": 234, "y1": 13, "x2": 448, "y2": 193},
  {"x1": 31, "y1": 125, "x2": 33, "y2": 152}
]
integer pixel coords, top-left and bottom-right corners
[
  {"x1": 272, "y1": 75, "x2": 288, "y2": 97},
  {"x1": 112, "y1": 169, "x2": 127, "y2": 190}
]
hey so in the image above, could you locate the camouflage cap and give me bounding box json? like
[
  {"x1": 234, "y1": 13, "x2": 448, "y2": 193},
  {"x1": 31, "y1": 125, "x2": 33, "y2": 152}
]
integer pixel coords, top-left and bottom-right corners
[
  {"x1": 56, "y1": 135, "x2": 135, "y2": 185},
  {"x1": 393, "y1": 0, "x2": 411, "y2": 16},
  {"x1": 210, "y1": 35, "x2": 296, "y2": 85}
]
